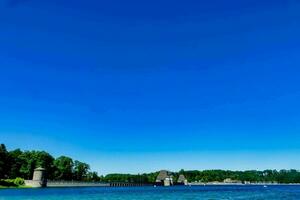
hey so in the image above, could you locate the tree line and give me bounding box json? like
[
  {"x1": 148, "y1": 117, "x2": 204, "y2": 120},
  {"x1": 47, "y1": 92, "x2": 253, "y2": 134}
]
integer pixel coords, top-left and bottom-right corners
[
  {"x1": 100, "y1": 170, "x2": 300, "y2": 184},
  {"x1": 0, "y1": 144, "x2": 100, "y2": 181},
  {"x1": 177, "y1": 169, "x2": 300, "y2": 183},
  {"x1": 102, "y1": 172, "x2": 159, "y2": 183},
  {"x1": 2, "y1": 143, "x2": 300, "y2": 183}
]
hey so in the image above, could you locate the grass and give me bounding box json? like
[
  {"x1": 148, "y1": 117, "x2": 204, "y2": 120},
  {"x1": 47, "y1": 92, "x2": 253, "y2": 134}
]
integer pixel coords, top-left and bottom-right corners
[
  {"x1": 0, "y1": 185, "x2": 32, "y2": 189},
  {"x1": 0, "y1": 178, "x2": 31, "y2": 189}
]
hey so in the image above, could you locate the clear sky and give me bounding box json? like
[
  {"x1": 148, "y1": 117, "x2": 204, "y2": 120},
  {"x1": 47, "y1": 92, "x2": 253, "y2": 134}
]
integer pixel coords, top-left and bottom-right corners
[{"x1": 0, "y1": 0, "x2": 300, "y2": 174}]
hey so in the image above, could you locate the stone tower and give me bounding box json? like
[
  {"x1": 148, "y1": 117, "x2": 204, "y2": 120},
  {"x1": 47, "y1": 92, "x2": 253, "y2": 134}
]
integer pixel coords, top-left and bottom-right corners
[
  {"x1": 156, "y1": 170, "x2": 173, "y2": 186},
  {"x1": 29, "y1": 167, "x2": 47, "y2": 187},
  {"x1": 177, "y1": 174, "x2": 188, "y2": 185}
]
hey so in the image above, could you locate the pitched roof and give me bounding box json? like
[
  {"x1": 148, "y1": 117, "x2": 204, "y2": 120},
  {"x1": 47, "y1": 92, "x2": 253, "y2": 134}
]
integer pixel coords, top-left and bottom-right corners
[
  {"x1": 177, "y1": 174, "x2": 187, "y2": 183},
  {"x1": 156, "y1": 170, "x2": 171, "y2": 181},
  {"x1": 35, "y1": 167, "x2": 46, "y2": 171}
]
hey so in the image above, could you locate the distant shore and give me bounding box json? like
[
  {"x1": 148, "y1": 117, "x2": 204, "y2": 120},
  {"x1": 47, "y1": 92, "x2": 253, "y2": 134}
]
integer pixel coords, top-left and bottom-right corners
[
  {"x1": 190, "y1": 182, "x2": 300, "y2": 186},
  {"x1": 2, "y1": 183, "x2": 300, "y2": 189},
  {"x1": 0, "y1": 185, "x2": 32, "y2": 189}
]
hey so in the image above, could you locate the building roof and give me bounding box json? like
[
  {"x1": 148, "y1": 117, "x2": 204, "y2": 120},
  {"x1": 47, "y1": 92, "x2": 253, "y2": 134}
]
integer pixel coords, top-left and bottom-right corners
[
  {"x1": 177, "y1": 174, "x2": 187, "y2": 183},
  {"x1": 35, "y1": 167, "x2": 46, "y2": 171},
  {"x1": 156, "y1": 170, "x2": 172, "y2": 181}
]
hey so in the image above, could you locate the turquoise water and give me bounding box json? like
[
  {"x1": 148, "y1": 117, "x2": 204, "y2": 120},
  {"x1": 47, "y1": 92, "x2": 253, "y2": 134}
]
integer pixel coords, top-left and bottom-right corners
[{"x1": 1, "y1": 185, "x2": 300, "y2": 200}]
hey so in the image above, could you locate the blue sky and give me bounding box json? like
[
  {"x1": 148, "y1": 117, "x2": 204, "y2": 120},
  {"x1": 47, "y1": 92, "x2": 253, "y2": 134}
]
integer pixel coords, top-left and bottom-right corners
[{"x1": 0, "y1": 0, "x2": 300, "y2": 174}]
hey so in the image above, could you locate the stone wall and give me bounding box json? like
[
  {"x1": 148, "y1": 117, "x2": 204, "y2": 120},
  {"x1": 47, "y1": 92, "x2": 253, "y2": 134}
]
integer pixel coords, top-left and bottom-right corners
[
  {"x1": 47, "y1": 181, "x2": 109, "y2": 187},
  {"x1": 24, "y1": 180, "x2": 46, "y2": 188}
]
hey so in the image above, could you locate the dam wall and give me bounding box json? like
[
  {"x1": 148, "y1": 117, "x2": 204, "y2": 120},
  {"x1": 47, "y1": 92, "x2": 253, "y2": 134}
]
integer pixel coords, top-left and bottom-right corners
[{"x1": 47, "y1": 181, "x2": 109, "y2": 187}]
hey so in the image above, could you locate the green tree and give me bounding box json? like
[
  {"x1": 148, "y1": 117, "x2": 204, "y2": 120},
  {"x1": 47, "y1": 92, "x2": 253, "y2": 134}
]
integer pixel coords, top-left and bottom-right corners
[
  {"x1": 86, "y1": 171, "x2": 101, "y2": 182},
  {"x1": 34, "y1": 151, "x2": 55, "y2": 179},
  {"x1": 0, "y1": 144, "x2": 9, "y2": 178},
  {"x1": 73, "y1": 160, "x2": 90, "y2": 181},
  {"x1": 54, "y1": 156, "x2": 74, "y2": 180},
  {"x1": 18, "y1": 151, "x2": 36, "y2": 179},
  {"x1": 16, "y1": 150, "x2": 55, "y2": 180},
  {"x1": 7, "y1": 149, "x2": 23, "y2": 178}
]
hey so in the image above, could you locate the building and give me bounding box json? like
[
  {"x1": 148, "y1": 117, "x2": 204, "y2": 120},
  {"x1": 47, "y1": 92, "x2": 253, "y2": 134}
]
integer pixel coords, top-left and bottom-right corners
[
  {"x1": 177, "y1": 174, "x2": 188, "y2": 185},
  {"x1": 25, "y1": 167, "x2": 47, "y2": 188},
  {"x1": 156, "y1": 170, "x2": 173, "y2": 186},
  {"x1": 223, "y1": 178, "x2": 242, "y2": 184}
]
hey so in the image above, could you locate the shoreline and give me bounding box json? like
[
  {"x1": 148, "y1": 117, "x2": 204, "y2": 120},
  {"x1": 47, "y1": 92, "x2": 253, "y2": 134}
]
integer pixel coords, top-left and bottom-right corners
[
  {"x1": 0, "y1": 186, "x2": 32, "y2": 189},
  {"x1": 190, "y1": 183, "x2": 300, "y2": 186},
  {"x1": 2, "y1": 183, "x2": 300, "y2": 189}
]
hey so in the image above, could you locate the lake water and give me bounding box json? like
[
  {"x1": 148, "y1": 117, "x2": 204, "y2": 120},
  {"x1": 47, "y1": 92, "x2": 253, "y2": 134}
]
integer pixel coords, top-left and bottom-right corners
[{"x1": 1, "y1": 185, "x2": 300, "y2": 200}]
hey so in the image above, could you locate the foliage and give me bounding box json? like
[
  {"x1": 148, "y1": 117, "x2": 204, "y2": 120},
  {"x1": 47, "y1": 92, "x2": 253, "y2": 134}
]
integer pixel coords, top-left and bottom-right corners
[
  {"x1": 101, "y1": 169, "x2": 300, "y2": 184},
  {"x1": 0, "y1": 144, "x2": 99, "y2": 182},
  {"x1": 0, "y1": 144, "x2": 9, "y2": 179},
  {"x1": 0, "y1": 179, "x2": 15, "y2": 187},
  {"x1": 13, "y1": 177, "x2": 25, "y2": 186},
  {"x1": 7, "y1": 149, "x2": 23, "y2": 178},
  {"x1": 103, "y1": 173, "x2": 149, "y2": 183},
  {"x1": 53, "y1": 156, "x2": 74, "y2": 180},
  {"x1": 174, "y1": 169, "x2": 300, "y2": 184},
  {"x1": 3, "y1": 143, "x2": 300, "y2": 184},
  {"x1": 86, "y1": 172, "x2": 102, "y2": 182},
  {"x1": 0, "y1": 178, "x2": 25, "y2": 187},
  {"x1": 74, "y1": 160, "x2": 90, "y2": 181},
  {"x1": 17, "y1": 151, "x2": 55, "y2": 179}
]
